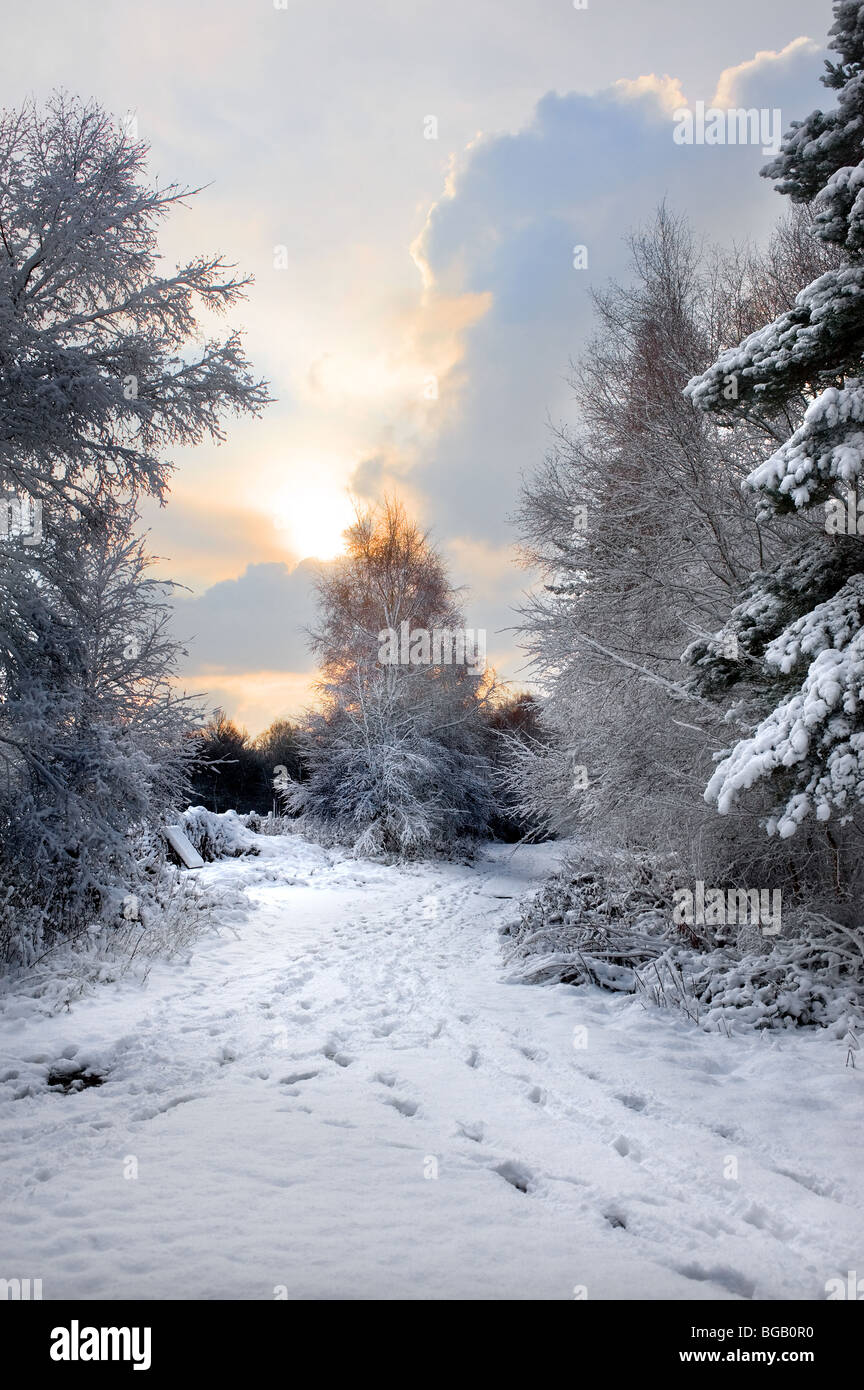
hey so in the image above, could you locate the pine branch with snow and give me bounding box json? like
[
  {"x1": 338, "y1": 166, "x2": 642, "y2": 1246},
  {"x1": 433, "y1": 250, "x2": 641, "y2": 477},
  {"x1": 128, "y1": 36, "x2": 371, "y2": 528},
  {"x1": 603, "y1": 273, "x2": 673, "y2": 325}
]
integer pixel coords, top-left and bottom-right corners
[{"x1": 684, "y1": 1, "x2": 864, "y2": 840}]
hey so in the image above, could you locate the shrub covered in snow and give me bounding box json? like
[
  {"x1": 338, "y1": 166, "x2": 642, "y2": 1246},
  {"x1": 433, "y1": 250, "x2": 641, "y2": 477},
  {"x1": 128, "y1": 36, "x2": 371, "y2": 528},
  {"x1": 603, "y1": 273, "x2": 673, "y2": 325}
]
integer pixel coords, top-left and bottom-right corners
[
  {"x1": 503, "y1": 860, "x2": 671, "y2": 990},
  {"x1": 0, "y1": 863, "x2": 249, "y2": 1011},
  {"x1": 279, "y1": 719, "x2": 493, "y2": 859},
  {"x1": 177, "y1": 808, "x2": 260, "y2": 862},
  {"x1": 648, "y1": 918, "x2": 864, "y2": 1033},
  {"x1": 505, "y1": 847, "x2": 864, "y2": 1033}
]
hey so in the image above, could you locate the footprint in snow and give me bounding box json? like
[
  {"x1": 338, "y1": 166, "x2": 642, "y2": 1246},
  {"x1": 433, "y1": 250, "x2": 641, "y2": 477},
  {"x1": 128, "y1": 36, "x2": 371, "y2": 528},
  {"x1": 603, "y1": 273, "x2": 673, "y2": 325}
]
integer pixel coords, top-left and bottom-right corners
[
  {"x1": 709, "y1": 1122, "x2": 738, "y2": 1140},
  {"x1": 675, "y1": 1262, "x2": 755, "y2": 1300},
  {"x1": 616, "y1": 1092, "x2": 647, "y2": 1112},
  {"x1": 372, "y1": 1020, "x2": 398, "y2": 1038},
  {"x1": 772, "y1": 1166, "x2": 838, "y2": 1200},
  {"x1": 611, "y1": 1133, "x2": 641, "y2": 1161},
  {"x1": 384, "y1": 1096, "x2": 419, "y2": 1117},
  {"x1": 493, "y1": 1160, "x2": 535, "y2": 1194},
  {"x1": 741, "y1": 1202, "x2": 796, "y2": 1241}
]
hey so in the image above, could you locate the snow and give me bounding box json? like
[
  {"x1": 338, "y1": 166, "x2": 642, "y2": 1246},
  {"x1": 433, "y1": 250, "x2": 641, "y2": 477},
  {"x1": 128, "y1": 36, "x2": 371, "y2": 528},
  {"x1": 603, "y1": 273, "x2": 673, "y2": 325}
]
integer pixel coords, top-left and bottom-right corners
[
  {"x1": 179, "y1": 806, "x2": 260, "y2": 861},
  {"x1": 1, "y1": 832, "x2": 861, "y2": 1301},
  {"x1": 704, "y1": 577, "x2": 864, "y2": 830},
  {"x1": 684, "y1": 266, "x2": 864, "y2": 415},
  {"x1": 746, "y1": 380, "x2": 864, "y2": 507}
]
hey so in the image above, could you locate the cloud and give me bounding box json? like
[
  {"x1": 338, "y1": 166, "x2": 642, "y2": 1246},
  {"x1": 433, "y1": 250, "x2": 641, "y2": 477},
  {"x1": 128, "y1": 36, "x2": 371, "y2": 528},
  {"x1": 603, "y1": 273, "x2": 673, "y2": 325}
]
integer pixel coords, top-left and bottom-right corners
[
  {"x1": 171, "y1": 559, "x2": 325, "y2": 677},
  {"x1": 350, "y1": 450, "x2": 410, "y2": 501},
  {"x1": 183, "y1": 670, "x2": 320, "y2": 736},
  {"x1": 712, "y1": 37, "x2": 821, "y2": 109},
  {"x1": 405, "y1": 42, "x2": 827, "y2": 552},
  {"x1": 614, "y1": 74, "x2": 688, "y2": 112},
  {"x1": 158, "y1": 36, "x2": 828, "y2": 726},
  {"x1": 139, "y1": 491, "x2": 301, "y2": 591}
]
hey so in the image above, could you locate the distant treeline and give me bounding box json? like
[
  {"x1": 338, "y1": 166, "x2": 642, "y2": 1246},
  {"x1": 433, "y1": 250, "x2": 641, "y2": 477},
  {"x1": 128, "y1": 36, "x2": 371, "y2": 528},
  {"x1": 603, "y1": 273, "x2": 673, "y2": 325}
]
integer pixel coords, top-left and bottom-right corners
[
  {"x1": 187, "y1": 694, "x2": 543, "y2": 833},
  {"x1": 187, "y1": 713, "x2": 306, "y2": 816}
]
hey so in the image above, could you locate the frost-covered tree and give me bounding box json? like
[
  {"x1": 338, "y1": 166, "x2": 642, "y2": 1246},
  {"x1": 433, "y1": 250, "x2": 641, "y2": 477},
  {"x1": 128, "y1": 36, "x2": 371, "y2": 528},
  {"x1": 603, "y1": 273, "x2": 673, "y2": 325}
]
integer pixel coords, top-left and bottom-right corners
[
  {"x1": 0, "y1": 93, "x2": 268, "y2": 964},
  {"x1": 514, "y1": 206, "x2": 828, "y2": 859},
  {"x1": 0, "y1": 503, "x2": 200, "y2": 963},
  {"x1": 685, "y1": 1, "x2": 864, "y2": 844},
  {"x1": 281, "y1": 500, "x2": 495, "y2": 855},
  {"x1": 0, "y1": 92, "x2": 268, "y2": 515}
]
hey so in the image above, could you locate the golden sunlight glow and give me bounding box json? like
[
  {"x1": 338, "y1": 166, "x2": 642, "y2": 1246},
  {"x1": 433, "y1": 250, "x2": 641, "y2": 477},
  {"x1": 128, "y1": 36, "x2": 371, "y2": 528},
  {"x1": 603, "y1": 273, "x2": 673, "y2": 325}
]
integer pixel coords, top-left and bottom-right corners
[{"x1": 273, "y1": 481, "x2": 356, "y2": 561}]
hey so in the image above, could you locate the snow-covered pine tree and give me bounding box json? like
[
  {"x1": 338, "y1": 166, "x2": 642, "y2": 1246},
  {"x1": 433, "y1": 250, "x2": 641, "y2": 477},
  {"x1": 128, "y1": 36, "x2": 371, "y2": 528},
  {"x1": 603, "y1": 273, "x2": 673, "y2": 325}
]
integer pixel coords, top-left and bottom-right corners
[{"x1": 684, "y1": 0, "x2": 864, "y2": 841}]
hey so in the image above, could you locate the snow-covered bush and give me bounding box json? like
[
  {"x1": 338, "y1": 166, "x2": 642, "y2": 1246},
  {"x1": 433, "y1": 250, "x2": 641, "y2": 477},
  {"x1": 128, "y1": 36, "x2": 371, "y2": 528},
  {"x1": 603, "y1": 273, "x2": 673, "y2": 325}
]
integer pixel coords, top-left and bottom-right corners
[
  {"x1": 246, "y1": 810, "x2": 293, "y2": 836},
  {"x1": 0, "y1": 511, "x2": 203, "y2": 969},
  {"x1": 178, "y1": 808, "x2": 260, "y2": 861},
  {"x1": 280, "y1": 707, "x2": 493, "y2": 858},
  {"x1": 0, "y1": 863, "x2": 248, "y2": 1009},
  {"x1": 646, "y1": 919, "x2": 864, "y2": 1034},
  {"x1": 106, "y1": 866, "x2": 247, "y2": 969},
  {"x1": 503, "y1": 851, "x2": 675, "y2": 989},
  {"x1": 505, "y1": 847, "x2": 864, "y2": 1032}
]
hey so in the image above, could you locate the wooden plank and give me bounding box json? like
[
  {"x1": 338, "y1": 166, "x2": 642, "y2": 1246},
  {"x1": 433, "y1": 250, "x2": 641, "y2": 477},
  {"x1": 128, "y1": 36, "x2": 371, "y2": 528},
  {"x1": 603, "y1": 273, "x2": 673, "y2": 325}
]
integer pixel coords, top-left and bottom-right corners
[{"x1": 164, "y1": 824, "x2": 205, "y2": 869}]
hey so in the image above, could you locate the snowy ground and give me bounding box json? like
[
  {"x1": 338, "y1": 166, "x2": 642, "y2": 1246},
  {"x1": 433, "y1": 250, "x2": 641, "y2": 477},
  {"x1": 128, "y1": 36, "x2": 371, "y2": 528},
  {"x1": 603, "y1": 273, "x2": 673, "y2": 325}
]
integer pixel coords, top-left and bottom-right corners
[{"x1": 0, "y1": 832, "x2": 861, "y2": 1301}]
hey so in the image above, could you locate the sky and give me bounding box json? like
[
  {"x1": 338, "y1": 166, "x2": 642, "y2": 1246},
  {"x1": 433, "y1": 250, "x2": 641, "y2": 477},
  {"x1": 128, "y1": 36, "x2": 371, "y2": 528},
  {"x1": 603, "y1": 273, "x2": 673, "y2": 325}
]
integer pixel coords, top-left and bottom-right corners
[{"x1": 1, "y1": 0, "x2": 837, "y2": 732}]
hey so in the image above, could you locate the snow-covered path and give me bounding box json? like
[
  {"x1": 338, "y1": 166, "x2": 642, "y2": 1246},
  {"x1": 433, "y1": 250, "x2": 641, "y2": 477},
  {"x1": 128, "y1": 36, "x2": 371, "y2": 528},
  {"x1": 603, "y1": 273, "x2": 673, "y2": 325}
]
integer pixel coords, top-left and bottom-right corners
[{"x1": 1, "y1": 834, "x2": 861, "y2": 1300}]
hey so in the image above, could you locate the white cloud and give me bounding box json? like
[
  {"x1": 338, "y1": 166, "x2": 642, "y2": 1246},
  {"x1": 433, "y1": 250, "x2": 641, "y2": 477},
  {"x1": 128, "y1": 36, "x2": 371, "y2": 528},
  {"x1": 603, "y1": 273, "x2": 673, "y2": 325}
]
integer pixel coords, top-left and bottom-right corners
[
  {"x1": 614, "y1": 74, "x2": 688, "y2": 112},
  {"x1": 171, "y1": 560, "x2": 324, "y2": 677},
  {"x1": 713, "y1": 37, "x2": 821, "y2": 108},
  {"x1": 407, "y1": 46, "x2": 827, "y2": 553}
]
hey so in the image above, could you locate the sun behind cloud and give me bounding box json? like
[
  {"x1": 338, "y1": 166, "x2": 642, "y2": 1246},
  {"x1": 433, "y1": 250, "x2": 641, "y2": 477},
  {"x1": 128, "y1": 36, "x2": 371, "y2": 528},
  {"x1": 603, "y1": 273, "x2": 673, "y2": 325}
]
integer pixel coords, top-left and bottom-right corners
[{"x1": 272, "y1": 480, "x2": 357, "y2": 561}]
